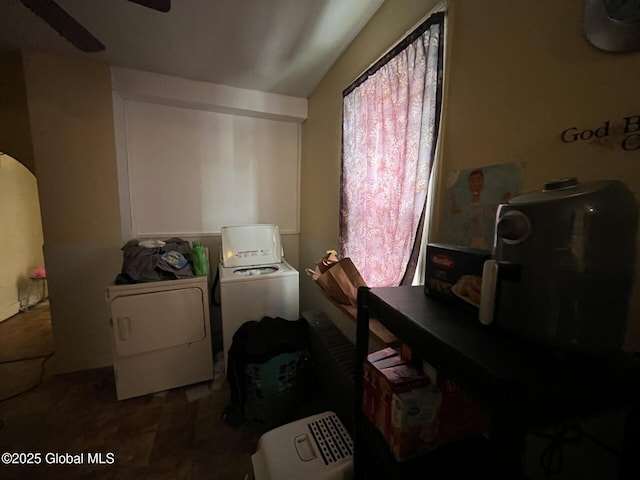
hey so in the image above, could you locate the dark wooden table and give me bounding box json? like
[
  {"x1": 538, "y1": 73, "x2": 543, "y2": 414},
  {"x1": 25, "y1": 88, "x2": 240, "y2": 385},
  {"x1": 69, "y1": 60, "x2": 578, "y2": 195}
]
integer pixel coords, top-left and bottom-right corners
[{"x1": 354, "y1": 286, "x2": 640, "y2": 479}]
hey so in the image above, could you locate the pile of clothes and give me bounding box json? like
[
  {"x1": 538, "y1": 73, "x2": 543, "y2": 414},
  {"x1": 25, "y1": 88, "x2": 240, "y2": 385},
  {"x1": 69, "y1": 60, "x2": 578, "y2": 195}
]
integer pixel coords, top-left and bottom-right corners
[{"x1": 115, "y1": 237, "x2": 195, "y2": 284}]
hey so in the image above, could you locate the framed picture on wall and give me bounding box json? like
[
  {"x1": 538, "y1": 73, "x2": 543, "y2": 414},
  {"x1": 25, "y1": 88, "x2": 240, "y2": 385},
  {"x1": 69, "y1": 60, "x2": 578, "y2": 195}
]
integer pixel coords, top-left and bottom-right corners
[{"x1": 443, "y1": 162, "x2": 523, "y2": 251}]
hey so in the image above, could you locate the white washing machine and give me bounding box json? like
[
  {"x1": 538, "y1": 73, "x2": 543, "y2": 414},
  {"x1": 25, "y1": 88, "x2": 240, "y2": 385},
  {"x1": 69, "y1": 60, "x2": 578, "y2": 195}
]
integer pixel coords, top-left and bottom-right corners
[
  {"x1": 219, "y1": 224, "x2": 299, "y2": 371},
  {"x1": 105, "y1": 275, "x2": 213, "y2": 400}
]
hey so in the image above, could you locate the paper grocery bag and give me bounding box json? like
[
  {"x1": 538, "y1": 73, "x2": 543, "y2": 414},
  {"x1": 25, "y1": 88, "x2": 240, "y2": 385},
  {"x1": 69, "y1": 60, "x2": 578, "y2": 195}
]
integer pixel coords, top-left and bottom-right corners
[
  {"x1": 315, "y1": 257, "x2": 367, "y2": 305},
  {"x1": 305, "y1": 251, "x2": 339, "y2": 280}
]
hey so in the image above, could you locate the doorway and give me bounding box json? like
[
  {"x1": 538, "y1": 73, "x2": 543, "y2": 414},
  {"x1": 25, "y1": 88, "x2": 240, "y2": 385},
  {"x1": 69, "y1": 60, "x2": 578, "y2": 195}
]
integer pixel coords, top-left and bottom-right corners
[
  {"x1": 0, "y1": 151, "x2": 53, "y2": 401},
  {"x1": 0, "y1": 151, "x2": 46, "y2": 321}
]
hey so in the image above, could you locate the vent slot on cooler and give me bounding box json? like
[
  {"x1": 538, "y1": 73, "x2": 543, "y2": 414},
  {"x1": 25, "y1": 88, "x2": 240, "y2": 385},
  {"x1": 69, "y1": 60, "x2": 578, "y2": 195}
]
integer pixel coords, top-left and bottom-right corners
[{"x1": 308, "y1": 413, "x2": 354, "y2": 465}]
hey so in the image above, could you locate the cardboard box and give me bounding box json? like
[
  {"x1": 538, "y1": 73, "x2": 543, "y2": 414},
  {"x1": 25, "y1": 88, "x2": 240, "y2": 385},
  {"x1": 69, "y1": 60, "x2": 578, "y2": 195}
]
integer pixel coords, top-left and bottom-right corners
[
  {"x1": 400, "y1": 343, "x2": 413, "y2": 363},
  {"x1": 363, "y1": 347, "x2": 490, "y2": 462},
  {"x1": 367, "y1": 347, "x2": 400, "y2": 364},
  {"x1": 362, "y1": 353, "x2": 429, "y2": 440},
  {"x1": 424, "y1": 243, "x2": 491, "y2": 311},
  {"x1": 362, "y1": 349, "x2": 403, "y2": 427},
  {"x1": 423, "y1": 360, "x2": 491, "y2": 447},
  {"x1": 389, "y1": 385, "x2": 442, "y2": 461}
]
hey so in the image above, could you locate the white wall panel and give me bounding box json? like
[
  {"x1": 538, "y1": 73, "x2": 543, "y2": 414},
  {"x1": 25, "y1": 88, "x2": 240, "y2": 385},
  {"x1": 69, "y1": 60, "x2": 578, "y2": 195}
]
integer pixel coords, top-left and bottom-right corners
[
  {"x1": 111, "y1": 67, "x2": 305, "y2": 239},
  {"x1": 122, "y1": 100, "x2": 299, "y2": 237}
]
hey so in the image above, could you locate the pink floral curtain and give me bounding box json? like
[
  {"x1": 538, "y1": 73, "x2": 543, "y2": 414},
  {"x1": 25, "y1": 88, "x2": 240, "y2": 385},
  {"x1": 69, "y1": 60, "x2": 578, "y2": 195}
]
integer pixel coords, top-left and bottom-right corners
[{"x1": 339, "y1": 18, "x2": 443, "y2": 287}]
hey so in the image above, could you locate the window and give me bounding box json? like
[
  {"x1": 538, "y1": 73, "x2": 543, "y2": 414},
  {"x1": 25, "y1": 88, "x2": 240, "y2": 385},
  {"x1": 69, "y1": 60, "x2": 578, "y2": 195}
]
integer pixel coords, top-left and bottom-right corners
[{"x1": 339, "y1": 12, "x2": 445, "y2": 287}]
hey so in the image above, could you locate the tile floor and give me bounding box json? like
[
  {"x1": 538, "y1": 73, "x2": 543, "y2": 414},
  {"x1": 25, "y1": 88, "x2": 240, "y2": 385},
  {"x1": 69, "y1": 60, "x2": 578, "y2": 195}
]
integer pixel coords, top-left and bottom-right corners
[{"x1": 0, "y1": 303, "x2": 323, "y2": 480}]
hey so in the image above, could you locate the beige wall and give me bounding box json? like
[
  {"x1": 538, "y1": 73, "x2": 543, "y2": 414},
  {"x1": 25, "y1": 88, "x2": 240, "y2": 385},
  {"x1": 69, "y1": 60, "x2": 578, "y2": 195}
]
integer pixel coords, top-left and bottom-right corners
[
  {"x1": 0, "y1": 51, "x2": 35, "y2": 174},
  {"x1": 22, "y1": 51, "x2": 123, "y2": 372},
  {"x1": 300, "y1": 0, "x2": 640, "y2": 349},
  {"x1": 434, "y1": 0, "x2": 640, "y2": 219}
]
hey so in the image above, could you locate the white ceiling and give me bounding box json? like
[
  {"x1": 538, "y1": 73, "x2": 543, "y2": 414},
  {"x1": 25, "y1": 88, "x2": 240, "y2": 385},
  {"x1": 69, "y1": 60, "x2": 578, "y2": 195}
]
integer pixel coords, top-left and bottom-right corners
[{"x1": 0, "y1": 0, "x2": 383, "y2": 97}]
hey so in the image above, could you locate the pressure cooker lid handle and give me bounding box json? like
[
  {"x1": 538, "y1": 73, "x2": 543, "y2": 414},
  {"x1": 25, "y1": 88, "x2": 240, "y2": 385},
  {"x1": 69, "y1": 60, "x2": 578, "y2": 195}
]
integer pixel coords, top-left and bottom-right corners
[{"x1": 543, "y1": 177, "x2": 578, "y2": 191}]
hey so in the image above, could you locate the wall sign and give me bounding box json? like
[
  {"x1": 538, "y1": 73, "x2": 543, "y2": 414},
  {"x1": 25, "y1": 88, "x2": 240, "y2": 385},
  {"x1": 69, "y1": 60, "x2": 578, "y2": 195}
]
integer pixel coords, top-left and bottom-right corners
[{"x1": 561, "y1": 115, "x2": 640, "y2": 151}]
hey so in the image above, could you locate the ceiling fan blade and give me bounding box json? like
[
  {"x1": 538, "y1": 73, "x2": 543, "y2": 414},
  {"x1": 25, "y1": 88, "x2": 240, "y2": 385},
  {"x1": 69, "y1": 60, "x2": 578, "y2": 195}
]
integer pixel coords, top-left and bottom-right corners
[
  {"x1": 128, "y1": 0, "x2": 171, "y2": 13},
  {"x1": 20, "y1": 0, "x2": 105, "y2": 52}
]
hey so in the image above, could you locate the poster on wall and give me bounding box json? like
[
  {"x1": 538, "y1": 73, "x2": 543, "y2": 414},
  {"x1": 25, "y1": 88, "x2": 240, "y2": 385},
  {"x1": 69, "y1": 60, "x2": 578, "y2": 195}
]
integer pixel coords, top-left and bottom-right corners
[{"x1": 443, "y1": 163, "x2": 523, "y2": 251}]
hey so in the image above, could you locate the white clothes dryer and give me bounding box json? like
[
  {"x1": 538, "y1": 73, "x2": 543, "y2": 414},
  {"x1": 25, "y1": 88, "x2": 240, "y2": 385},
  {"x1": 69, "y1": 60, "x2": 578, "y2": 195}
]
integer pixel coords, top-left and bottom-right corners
[
  {"x1": 106, "y1": 275, "x2": 213, "y2": 400},
  {"x1": 219, "y1": 225, "x2": 299, "y2": 372}
]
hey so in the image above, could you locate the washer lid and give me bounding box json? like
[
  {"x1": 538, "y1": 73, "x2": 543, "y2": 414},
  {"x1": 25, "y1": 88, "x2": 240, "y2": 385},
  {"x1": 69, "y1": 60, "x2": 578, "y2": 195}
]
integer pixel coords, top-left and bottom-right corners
[{"x1": 220, "y1": 224, "x2": 283, "y2": 268}]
